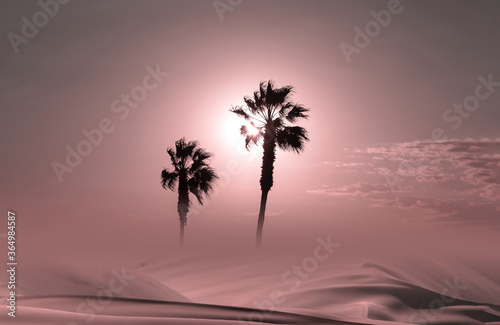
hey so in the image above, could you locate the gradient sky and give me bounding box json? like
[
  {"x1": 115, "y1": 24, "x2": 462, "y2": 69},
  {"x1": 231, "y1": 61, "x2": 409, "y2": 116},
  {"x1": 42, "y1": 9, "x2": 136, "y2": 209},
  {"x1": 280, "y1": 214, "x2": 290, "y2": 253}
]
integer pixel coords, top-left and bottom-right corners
[{"x1": 1, "y1": 0, "x2": 499, "y2": 267}]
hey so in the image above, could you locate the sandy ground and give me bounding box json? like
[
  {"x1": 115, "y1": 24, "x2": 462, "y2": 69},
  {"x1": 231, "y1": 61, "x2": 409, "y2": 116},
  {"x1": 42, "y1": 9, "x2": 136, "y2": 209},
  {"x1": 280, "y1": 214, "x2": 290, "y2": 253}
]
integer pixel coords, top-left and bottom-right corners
[{"x1": 1, "y1": 245, "x2": 499, "y2": 325}]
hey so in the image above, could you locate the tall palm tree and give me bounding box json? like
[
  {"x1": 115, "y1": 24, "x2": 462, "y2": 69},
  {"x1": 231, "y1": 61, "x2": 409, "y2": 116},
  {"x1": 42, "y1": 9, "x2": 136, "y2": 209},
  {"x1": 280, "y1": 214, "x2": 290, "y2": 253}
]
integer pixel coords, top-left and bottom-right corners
[
  {"x1": 161, "y1": 138, "x2": 218, "y2": 246},
  {"x1": 230, "y1": 81, "x2": 309, "y2": 247}
]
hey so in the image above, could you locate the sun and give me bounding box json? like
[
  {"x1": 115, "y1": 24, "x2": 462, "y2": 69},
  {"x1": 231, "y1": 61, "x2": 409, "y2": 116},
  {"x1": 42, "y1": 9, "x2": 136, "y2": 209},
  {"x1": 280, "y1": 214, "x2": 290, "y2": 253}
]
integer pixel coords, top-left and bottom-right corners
[
  {"x1": 224, "y1": 114, "x2": 260, "y2": 138},
  {"x1": 247, "y1": 123, "x2": 260, "y2": 136},
  {"x1": 222, "y1": 107, "x2": 262, "y2": 151}
]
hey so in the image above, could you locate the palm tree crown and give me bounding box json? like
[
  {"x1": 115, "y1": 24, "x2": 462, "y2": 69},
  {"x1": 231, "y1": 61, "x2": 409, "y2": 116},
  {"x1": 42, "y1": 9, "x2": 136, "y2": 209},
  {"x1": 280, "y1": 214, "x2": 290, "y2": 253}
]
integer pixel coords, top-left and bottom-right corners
[{"x1": 161, "y1": 138, "x2": 217, "y2": 245}]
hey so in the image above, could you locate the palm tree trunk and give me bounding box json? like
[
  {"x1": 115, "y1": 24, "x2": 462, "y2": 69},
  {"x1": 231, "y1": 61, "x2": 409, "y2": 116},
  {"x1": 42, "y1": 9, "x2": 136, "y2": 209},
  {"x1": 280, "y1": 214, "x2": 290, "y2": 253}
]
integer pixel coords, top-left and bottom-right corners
[
  {"x1": 177, "y1": 173, "x2": 189, "y2": 247},
  {"x1": 179, "y1": 217, "x2": 185, "y2": 246},
  {"x1": 256, "y1": 189, "x2": 269, "y2": 248},
  {"x1": 256, "y1": 128, "x2": 276, "y2": 248}
]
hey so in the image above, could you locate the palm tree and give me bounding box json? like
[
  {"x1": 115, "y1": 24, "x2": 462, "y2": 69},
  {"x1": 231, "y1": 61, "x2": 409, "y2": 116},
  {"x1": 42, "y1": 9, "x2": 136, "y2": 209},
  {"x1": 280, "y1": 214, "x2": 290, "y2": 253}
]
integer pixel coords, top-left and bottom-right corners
[
  {"x1": 230, "y1": 80, "x2": 309, "y2": 247},
  {"x1": 161, "y1": 138, "x2": 218, "y2": 246}
]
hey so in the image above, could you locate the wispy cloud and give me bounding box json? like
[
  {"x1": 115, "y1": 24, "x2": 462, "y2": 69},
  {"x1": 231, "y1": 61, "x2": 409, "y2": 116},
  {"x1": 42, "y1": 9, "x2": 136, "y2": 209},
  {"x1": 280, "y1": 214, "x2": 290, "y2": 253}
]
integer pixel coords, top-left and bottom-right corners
[
  {"x1": 308, "y1": 138, "x2": 500, "y2": 223},
  {"x1": 307, "y1": 182, "x2": 396, "y2": 197},
  {"x1": 375, "y1": 196, "x2": 500, "y2": 224}
]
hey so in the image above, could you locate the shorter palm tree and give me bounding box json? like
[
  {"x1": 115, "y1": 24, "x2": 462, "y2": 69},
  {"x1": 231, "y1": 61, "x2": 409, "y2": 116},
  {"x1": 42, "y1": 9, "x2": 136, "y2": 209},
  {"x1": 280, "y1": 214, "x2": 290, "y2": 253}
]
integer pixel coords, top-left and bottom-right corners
[{"x1": 161, "y1": 138, "x2": 218, "y2": 246}]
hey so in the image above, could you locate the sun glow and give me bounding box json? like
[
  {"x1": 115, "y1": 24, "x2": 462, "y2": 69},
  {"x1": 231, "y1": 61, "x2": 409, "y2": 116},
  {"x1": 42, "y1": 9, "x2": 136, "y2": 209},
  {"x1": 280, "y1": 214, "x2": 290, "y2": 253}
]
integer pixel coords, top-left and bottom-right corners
[
  {"x1": 247, "y1": 123, "x2": 260, "y2": 136},
  {"x1": 221, "y1": 96, "x2": 264, "y2": 153}
]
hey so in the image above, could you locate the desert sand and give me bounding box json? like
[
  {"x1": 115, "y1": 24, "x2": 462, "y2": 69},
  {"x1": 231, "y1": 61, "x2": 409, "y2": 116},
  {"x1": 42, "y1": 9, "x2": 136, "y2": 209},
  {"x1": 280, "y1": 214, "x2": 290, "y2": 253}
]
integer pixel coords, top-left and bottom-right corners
[{"x1": 1, "y1": 247, "x2": 499, "y2": 325}]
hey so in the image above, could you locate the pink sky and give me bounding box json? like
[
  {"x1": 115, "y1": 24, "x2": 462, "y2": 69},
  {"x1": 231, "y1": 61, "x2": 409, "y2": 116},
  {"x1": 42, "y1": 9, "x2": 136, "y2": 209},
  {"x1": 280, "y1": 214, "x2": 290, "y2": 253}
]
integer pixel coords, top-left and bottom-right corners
[{"x1": 0, "y1": 0, "x2": 499, "y2": 267}]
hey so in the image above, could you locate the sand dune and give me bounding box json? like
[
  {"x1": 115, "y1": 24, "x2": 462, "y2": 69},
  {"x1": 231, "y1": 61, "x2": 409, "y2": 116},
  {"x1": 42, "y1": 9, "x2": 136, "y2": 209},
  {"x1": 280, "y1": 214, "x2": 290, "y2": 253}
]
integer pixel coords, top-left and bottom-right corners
[
  {"x1": 1, "y1": 255, "x2": 499, "y2": 324},
  {"x1": 0, "y1": 260, "x2": 189, "y2": 302},
  {"x1": 4, "y1": 296, "x2": 363, "y2": 325},
  {"x1": 281, "y1": 270, "x2": 500, "y2": 324}
]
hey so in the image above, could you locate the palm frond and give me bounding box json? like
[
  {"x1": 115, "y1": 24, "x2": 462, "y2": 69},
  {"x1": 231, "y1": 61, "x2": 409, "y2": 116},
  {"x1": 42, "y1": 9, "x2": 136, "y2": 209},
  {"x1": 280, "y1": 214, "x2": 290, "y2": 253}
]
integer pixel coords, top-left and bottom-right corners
[
  {"x1": 259, "y1": 82, "x2": 266, "y2": 102},
  {"x1": 276, "y1": 126, "x2": 309, "y2": 153},
  {"x1": 243, "y1": 97, "x2": 258, "y2": 113},
  {"x1": 244, "y1": 135, "x2": 252, "y2": 149},
  {"x1": 166, "y1": 148, "x2": 178, "y2": 168},
  {"x1": 278, "y1": 102, "x2": 293, "y2": 117},
  {"x1": 230, "y1": 106, "x2": 251, "y2": 120},
  {"x1": 187, "y1": 179, "x2": 204, "y2": 205},
  {"x1": 244, "y1": 131, "x2": 263, "y2": 150},
  {"x1": 285, "y1": 104, "x2": 309, "y2": 123},
  {"x1": 174, "y1": 137, "x2": 186, "y2": 158},
  {"x1": 190, "y1": 148, "x2": 212, "y2": 173},
  {"x1": 174, "y1": 137, "x2": 198, "y2": 160},
  {"x1": 183, "y1": 140, "x2": 198, "y2": 159},
  {"x1": 240, "y1": 125, "x2": 248, "y2": 136},
  {"x1": 266, "y1": 83, "x2": 293, "y2": 107},
  {"x1": 192, "y1": 147, "x2": 212, "y2": 163},
  {"x1": 272, "y1": 118, "x2": 283, "y2": 129},
  {"x1": 161, "y1": 168, "x2": 178, "y2": 190},
  {"x1": 188, "y1": 166, "x2": 218, "y2": 204},
  {"x1": 253, "y1": 91, "x2": 263, "y2": 108},
  {"x1": 197, "y1": 167, "x2": 218, "y2": 194}
]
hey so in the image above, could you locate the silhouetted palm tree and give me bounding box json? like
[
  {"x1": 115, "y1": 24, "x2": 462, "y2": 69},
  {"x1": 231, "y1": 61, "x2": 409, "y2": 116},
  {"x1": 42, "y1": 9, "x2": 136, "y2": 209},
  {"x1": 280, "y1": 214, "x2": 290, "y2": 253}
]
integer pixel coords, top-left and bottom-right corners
[
  {"x1": 161, "y1": 138, "x2": 218, "y2": 246},
  {"x1": 230, "y1": 81, "x2": 309, "y2": 247}
]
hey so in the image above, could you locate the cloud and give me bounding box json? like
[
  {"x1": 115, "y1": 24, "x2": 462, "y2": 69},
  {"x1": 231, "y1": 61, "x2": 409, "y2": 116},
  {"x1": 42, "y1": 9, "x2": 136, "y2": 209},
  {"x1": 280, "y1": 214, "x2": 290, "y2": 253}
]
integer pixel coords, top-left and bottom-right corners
[
  {"x1": 480, "y1": 185, "x2": 500, "y2": 202},
  {"x1": 308, "y1": 182, "x2": 396, "y2": 197},
  {"x1": 413, "y1": 165, "x2": 456, "y2": 183},
  {"x1": 357, "y1": 138, "x2": 500, "y2": 201},
  {"x1": 375, "y1": 196, "x2": 466, "y2": 216},
  {"x1": 376, "y1": 195, "x2": 500, "y2": 223},
  {"x1": 312, "y1": 138, "x2": 500, "y2": 224}
]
